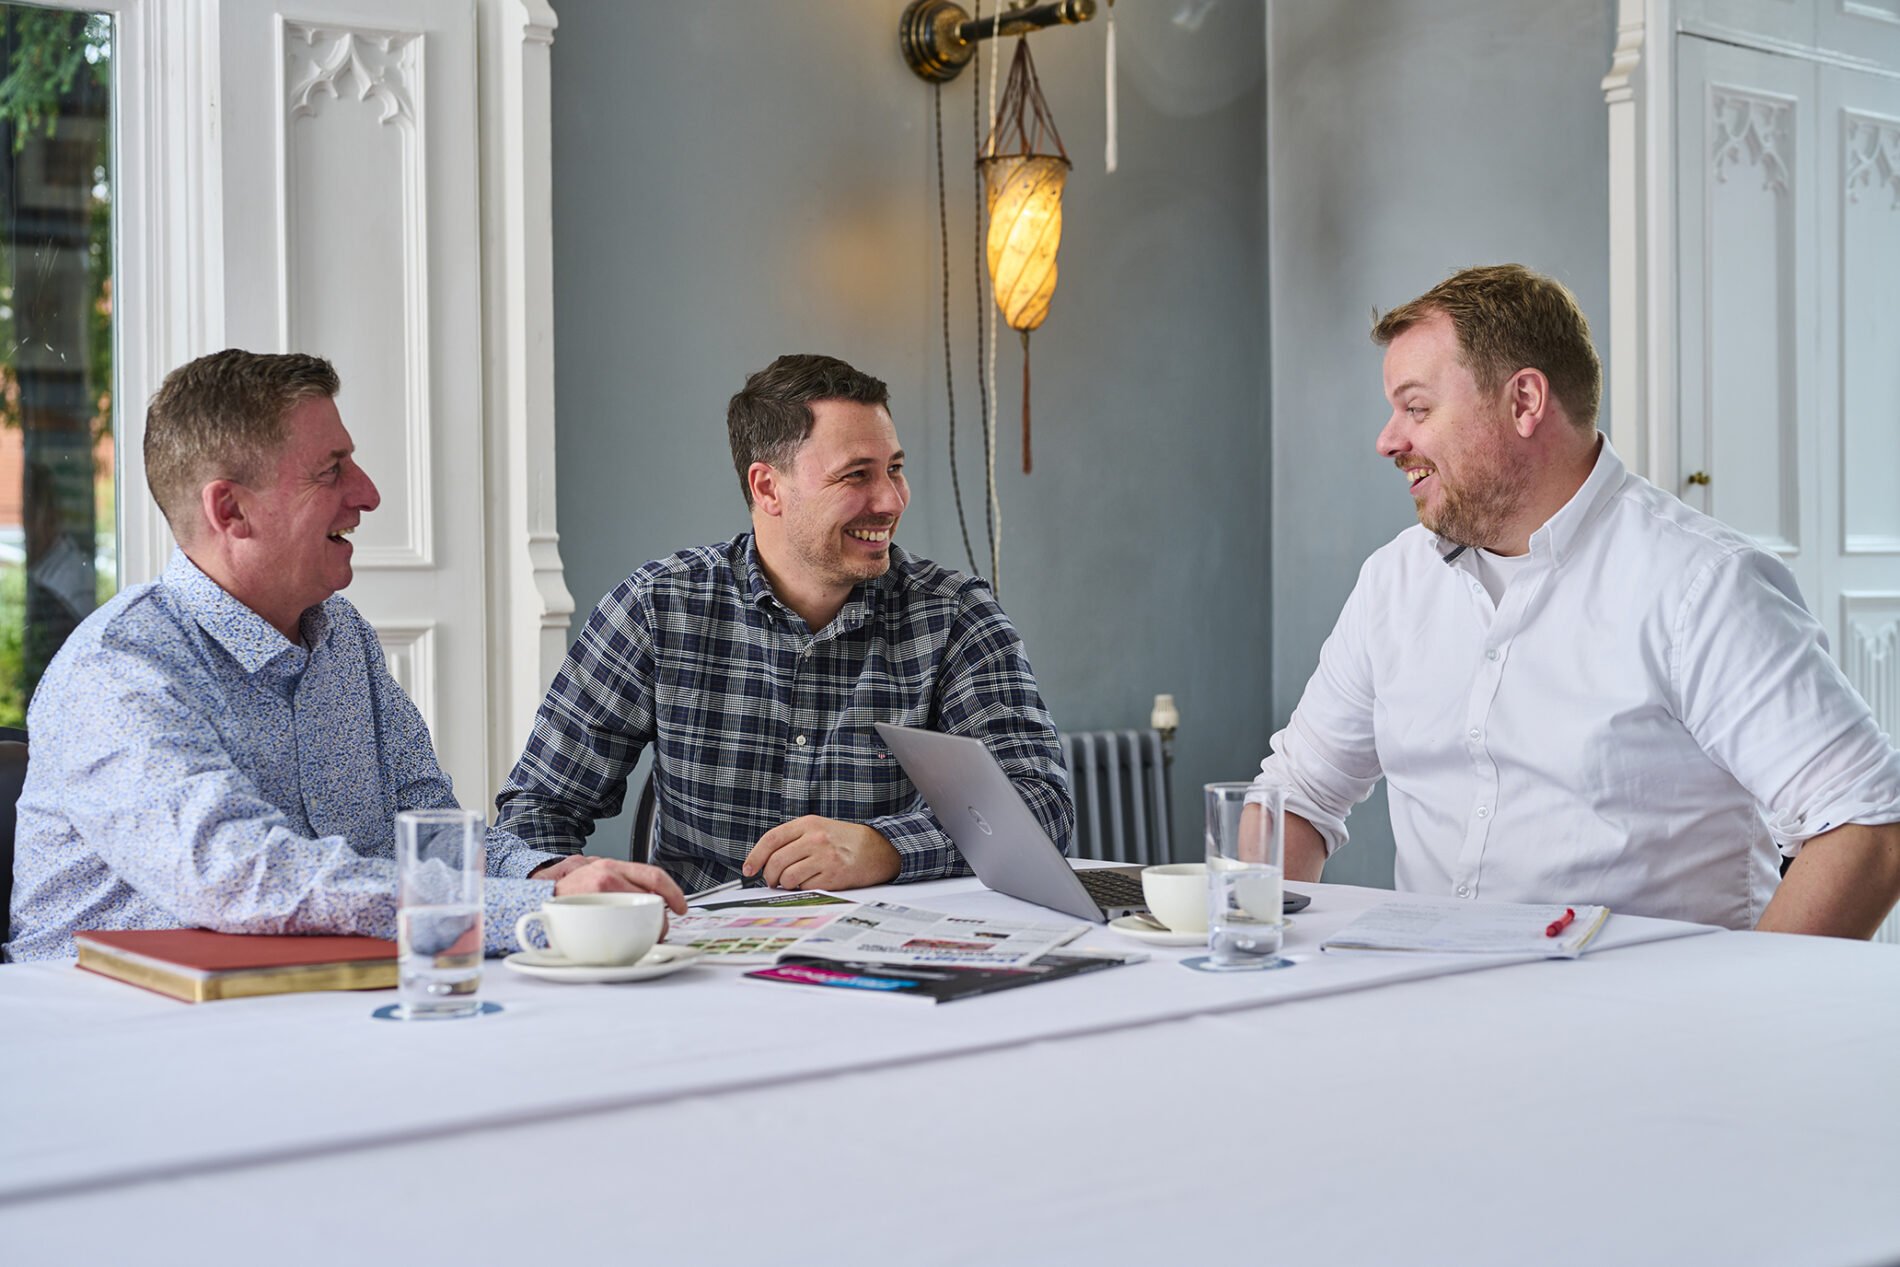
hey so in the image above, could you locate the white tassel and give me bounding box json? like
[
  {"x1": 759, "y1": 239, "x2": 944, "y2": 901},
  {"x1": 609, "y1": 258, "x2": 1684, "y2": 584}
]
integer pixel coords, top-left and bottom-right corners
[{"x1": 1105, "y1": 4, "x2": 1118, "y2": 173}]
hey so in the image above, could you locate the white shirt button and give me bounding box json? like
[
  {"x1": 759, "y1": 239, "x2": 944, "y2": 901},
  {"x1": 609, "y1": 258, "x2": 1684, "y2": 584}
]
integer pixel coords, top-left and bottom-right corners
[
  {"x1": 1486, "y1": 649, "x2": 1499, "y2": 661},
  {"x1": 1468, "y1": 728, "x2": 1480, "y2": 740},
  {"x1": 794, "y1": 734, "x2": 808, "y2": 747},
  {"x1": 1476, "y1": 806, "x2": 1489, "y2": 819},
  {"x1": 1456, "y1": 885, "x2": 1470, "y2": 897}
]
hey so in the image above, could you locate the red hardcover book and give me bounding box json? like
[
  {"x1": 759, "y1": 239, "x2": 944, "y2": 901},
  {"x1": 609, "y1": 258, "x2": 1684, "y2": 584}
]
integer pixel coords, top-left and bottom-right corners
[{"x1": 73, "y1": 929, "x2": 399, "y2": 1002}]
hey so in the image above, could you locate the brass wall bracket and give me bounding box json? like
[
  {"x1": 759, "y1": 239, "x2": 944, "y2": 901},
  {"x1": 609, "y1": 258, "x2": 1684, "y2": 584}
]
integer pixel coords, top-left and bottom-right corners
[{"x1": 899, "y1": 0, "x2": 1097, "y2": 84}]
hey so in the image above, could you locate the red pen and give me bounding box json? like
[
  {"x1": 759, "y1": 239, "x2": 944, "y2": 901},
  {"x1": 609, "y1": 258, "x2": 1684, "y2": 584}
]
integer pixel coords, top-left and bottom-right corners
[{"x1": 1545, "y1": 907, "x2": 1576, "y2": 938}]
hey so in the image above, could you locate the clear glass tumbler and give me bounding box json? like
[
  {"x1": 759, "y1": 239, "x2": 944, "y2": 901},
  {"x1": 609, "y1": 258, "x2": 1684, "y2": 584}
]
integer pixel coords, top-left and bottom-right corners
[
  {"x1": 394, "y1": 809, "x2": 486, "y2": 1019},
  {"x1": 1204, "y1": 782, "x2": 1290, "y2": 971}
]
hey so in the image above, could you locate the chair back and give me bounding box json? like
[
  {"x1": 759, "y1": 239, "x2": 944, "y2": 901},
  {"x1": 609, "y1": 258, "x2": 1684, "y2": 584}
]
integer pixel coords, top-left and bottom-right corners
[
  {"x1": 0, "y1": 733, "x2": 28, "y2": 947},
  {"x1": 627, "y1": 768, "x2": 658, "y2": 864}
]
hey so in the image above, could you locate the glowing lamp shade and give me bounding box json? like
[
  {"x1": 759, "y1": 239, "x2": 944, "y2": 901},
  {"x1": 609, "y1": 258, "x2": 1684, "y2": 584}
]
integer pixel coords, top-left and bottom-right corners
[{"x1": 979, "y1": 153, "x2": 1070, "y2": 333}]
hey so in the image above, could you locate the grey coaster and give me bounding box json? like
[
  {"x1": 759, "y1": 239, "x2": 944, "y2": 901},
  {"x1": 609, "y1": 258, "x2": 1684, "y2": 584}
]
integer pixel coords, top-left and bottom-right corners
[
  {"x1": 371, "y1": 1001, "x2": 504, "y2": 1021},
  {"x1": 1180, "y1": 955, "x2": 1294, "y2": 973}
]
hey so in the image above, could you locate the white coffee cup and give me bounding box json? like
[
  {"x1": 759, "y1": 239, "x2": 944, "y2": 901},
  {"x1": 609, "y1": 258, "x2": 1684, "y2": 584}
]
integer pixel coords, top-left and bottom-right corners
[
  {"x1": 514, "y1": 893, "x2": 663, "y2": 966},
  {"x1": 1140, "y1": 862, "x2": 1209, "y2": 933}
]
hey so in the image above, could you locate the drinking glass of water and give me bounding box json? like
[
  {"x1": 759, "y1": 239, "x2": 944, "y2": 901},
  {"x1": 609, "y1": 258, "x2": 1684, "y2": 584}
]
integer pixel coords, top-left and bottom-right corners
[
  {"x1": 1202, "y1": 782, "x2": 1291, "y2": 971},
  {"x1": 394, "y1": 809, "x2": 486, "y2": 1019}
]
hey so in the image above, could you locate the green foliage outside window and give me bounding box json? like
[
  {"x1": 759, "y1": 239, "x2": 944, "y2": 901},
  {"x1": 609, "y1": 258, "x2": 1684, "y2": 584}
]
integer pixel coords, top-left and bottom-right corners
[{"x1": 0, "y1": 7, "x2": 113, "y2": 728}]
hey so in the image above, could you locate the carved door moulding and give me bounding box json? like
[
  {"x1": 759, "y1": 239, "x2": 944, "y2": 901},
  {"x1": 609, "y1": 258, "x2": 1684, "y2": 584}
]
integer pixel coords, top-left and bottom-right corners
[
  {"x1": 1710, "y1": 86, "x2": 1795, "y2": 190},
  {"x1": 285, "y1": 24, "x2": 420, "y2": 128},
  {"x1": 1844, "y1": 111, "x2": 1900, "y2": 203}
]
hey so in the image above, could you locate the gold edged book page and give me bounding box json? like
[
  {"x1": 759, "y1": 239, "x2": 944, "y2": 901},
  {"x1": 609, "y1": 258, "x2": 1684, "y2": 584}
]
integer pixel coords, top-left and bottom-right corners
[{"x1": 73, "y1": 929, "x2": 399, "y2": 1003}]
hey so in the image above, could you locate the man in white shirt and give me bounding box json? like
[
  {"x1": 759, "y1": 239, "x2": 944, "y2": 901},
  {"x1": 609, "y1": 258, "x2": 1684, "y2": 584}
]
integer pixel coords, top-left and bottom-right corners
[{"x1": 1256, "y1": 264, "x2": 1900, "y2": 935}]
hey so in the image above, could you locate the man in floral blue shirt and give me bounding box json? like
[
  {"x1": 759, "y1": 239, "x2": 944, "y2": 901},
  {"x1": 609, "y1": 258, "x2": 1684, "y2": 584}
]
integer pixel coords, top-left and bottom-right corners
[{"x1": 6, "y1": 350, "x2": 683, "y2": 962}]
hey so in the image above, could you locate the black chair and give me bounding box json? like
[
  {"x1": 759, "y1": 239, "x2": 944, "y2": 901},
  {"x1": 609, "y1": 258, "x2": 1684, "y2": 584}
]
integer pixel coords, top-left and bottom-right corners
[
  {"x1": 0, "y1": 729, "x2": 29, "y2": 949},
  {"x1": 627, "y1": 768, "x2": 658, "y2": 864}
]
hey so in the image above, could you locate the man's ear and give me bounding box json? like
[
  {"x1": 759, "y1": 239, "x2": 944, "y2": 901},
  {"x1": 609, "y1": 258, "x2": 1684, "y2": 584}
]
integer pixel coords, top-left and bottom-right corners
[
  {"x1": 1505, "y1": 368, "x2": 1552, "y2": 439},
  {"x1": 748, "y1": 462, "x2": 783, "y2": 516},
  {"x1": 200, "y1": 479, "x2": 253, "y2": 539}
]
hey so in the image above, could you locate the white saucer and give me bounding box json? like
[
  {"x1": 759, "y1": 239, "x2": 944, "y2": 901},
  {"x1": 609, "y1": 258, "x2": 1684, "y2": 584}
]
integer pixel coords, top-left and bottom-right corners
[
  {"x1": 503, "y1": 944, "x2": 702, "y2": 983},
  {"x1": 1106, "y1": 917, "x2": 1206, "y2": 947}
]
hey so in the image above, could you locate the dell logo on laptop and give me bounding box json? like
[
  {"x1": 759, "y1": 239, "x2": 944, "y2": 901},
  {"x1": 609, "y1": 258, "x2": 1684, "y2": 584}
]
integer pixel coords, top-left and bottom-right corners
[{"x1": 967, "y1": 806, "x2": 994, "y2": 835}]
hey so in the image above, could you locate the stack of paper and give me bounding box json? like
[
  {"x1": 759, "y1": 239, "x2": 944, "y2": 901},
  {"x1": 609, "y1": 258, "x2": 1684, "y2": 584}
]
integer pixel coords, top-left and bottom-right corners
[{"x1": 1320, "y1": 900, "x2": 1611, "y2": 959}]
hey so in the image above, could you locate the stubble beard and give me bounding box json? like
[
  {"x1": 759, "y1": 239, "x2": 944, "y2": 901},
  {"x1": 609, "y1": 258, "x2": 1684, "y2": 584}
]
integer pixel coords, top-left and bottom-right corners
[
  {"x1": 1417, "y1": 437, "x2": 1531, "y2": 551},
  {"x1": 790, "y1": 521, "x2": 891, "y2": 592}
]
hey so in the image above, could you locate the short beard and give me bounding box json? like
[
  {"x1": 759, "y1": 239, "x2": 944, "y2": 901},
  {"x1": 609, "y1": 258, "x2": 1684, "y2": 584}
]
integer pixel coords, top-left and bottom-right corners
[{"x1": 1417, "y1": 438, "x2": 1531, "y2": 550}]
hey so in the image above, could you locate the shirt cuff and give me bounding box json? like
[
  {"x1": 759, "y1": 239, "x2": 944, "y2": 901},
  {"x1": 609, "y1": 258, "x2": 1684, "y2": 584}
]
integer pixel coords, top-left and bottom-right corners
[
  {"x1": 484, "y1": 875, "x2": 558, "y2": 956},
  {"x1": 870, "y1": 810, "x2": 971, "y2": 883},
  {"x1": 486, "y1": 825, "x2": 564, "y2": 880}
]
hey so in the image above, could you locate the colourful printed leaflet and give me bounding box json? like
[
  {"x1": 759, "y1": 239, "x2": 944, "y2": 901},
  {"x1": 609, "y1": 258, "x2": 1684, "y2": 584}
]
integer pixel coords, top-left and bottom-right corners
[{"x1": 665, "y1": 896, "x2": 851, "y2": 965}]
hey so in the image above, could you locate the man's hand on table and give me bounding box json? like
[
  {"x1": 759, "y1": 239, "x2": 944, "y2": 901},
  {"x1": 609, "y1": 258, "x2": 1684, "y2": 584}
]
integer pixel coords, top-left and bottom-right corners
[
  {"x1": 531, "y1": 856, "x2": 688, "y2": 914},
  {"x1": 743, "y1": 817, "x2": 901, "y2": 890}
]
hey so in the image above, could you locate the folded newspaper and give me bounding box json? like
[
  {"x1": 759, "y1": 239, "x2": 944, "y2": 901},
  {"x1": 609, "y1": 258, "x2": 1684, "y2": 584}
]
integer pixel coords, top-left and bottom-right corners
[
  {"x1": 1320, "y1": 900, "x2": 1610, "y2": 959},
  {"x1": 783, "y1": 901, "x2": 1086, "y2": 969}
]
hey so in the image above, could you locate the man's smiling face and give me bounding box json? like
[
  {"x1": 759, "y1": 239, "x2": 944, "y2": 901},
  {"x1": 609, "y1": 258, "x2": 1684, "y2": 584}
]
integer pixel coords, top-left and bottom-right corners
[
  {"x1": 773, "y1": 398, "x2": 909, "y2": 600},
  {"x1": 1375, "y1": 311, "x2": 1529, "y2": 551},
  {"x1": 240, "y1": 394, "x2": 381, "y2": 631}
]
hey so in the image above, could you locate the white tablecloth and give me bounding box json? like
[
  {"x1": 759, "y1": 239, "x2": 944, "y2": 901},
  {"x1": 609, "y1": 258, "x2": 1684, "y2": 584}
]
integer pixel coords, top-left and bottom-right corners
[{"x1": 6, "y1": 878, "x2": 1897, "y2": 1266}]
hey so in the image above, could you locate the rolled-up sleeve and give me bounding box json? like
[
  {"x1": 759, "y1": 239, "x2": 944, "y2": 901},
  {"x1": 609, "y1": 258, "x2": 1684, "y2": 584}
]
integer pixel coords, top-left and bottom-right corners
[
  {"x1": 1253, "y1": 562, "x2": 1385, "y2": 856},
  {"x1": 1674, "y1": 549, "x2": 1900, "y2": 855}
]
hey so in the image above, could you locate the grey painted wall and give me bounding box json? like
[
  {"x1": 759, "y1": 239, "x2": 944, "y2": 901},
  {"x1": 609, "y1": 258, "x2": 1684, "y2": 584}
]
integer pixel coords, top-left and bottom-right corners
[
  {"x1": 549, "y1": 2, "x2": 1269, "y2": 858},
  {"x1": 1267, "y1": 0, "x2": 1616, "y2": 887}
]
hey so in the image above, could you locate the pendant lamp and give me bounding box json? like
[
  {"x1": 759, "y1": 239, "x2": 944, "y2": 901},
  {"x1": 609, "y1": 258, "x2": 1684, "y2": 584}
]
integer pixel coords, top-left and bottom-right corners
[{"x1": 979, "y1": 37, "x2": 1070, "y2": 475}]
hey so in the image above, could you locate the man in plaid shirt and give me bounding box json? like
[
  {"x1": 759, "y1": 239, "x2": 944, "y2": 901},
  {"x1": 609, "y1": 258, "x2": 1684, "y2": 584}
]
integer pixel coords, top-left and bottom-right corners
[{"x1": 495, "y1": 354, "x2": 1073, "y2": 894}]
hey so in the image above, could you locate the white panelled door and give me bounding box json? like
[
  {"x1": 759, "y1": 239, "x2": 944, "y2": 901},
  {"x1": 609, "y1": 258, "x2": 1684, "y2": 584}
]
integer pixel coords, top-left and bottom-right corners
[
  {"x1": 1676, "y1": 36, "x2": 1900, "y2": 736},
  {"x1": 1819, "y1": 67, "x2": 1900, "y2": 745},
  {"x1": 216, "y1": 1, "x2": 493, "y2": 809}
]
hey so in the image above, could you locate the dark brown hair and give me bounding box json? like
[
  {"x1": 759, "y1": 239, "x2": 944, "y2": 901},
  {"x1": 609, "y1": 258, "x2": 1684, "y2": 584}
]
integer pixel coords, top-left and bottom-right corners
[{"x1": 727, "y1": 354, "x2": 890, "y2": 506}]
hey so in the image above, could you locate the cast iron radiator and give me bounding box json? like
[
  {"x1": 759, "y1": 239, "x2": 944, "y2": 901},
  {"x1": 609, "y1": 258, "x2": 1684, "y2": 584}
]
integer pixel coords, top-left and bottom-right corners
[{"x1": 1057, "y1": 729, "x2": 1173, "y2": 867}]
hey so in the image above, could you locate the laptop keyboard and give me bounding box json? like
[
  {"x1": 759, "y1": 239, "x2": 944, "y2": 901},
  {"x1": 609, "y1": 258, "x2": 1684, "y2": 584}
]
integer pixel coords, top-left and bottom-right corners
[{"x1": 1077, "y1": 868, "x2": 1147, "y2": 910}]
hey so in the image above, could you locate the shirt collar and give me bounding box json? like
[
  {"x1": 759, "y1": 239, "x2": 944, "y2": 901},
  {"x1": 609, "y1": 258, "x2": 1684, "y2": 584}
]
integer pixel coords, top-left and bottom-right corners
[
  {"x1": 164, "y1": 548, "x2": 331, "y2": 674},
  {"x1": 737, "y1": 532, "x2": 901, "y2": 632},
  {"x1": 1530, "y1": 433, "x2": 1625, "y2": 567},
  {"x1": 1433, "y1": 432, "x2": 1626, "y2": 570}
]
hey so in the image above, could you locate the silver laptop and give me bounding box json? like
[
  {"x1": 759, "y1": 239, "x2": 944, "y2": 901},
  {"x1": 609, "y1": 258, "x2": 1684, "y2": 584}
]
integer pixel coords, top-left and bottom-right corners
[{"x1": 875, "y1": 723, "x2": 1147, "y2": 923}]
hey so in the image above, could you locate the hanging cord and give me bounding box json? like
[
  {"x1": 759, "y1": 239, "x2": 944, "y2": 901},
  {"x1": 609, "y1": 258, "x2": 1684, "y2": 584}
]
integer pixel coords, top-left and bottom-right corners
[
  {"x1": 984, "y1": 16, "x2": 1005, "y2": 590},
  {"x1": 935, "y1": 83, "x2": 980, "y2": 578},
  {"x1": 972, "y1": 4, "x2": 996, "y2": 579},
  {"x1": 1104, "y1": 0, "x2": 1118, "y2": 173}
]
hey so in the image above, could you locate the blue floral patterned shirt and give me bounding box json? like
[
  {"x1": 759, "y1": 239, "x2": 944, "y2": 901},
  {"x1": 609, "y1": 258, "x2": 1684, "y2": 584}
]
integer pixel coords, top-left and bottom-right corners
[{"x1": 5, "y1": 550, "x2": 559, "y2": 961}]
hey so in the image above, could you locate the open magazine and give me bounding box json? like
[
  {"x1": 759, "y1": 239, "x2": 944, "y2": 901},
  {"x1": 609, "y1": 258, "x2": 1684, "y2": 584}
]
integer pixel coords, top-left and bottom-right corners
[{"x1": 784, "y1": 901, "x2": 1086, "y2": 969}]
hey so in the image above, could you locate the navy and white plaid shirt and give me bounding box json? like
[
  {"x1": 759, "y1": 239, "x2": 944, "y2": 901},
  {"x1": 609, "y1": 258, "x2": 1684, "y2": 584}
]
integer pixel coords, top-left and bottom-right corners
[{"x1": 495, "y1": 535, "x2": 1072, "y2": 894}]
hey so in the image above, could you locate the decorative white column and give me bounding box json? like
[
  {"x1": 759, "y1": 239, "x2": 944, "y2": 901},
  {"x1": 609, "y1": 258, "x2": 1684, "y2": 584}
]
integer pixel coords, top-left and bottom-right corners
[{"x1": 478, "y1": 0, "x2": 575, "y2": 794}]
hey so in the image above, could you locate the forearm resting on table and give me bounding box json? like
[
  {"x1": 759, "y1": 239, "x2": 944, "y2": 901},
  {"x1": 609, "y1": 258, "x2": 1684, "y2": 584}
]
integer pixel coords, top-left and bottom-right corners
[
  {"x1": 1757, "y1": 821, "x2": 1900, "y2": 939},
  {"x1": 1285, "y1": 811, "x2": 1327, "y2": 883}
]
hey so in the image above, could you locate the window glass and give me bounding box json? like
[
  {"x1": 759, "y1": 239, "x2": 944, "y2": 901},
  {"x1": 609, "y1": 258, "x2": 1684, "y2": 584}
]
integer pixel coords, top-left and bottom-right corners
[{"x1": 0, "y1": 5, "x2": 113, "y2": 729}]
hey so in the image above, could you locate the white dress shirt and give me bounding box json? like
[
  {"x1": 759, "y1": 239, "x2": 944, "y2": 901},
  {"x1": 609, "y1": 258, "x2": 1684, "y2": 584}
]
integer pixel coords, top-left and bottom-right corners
[{"x1": 1257, "y1": 438, "x2": 1900, "y2": 928}]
